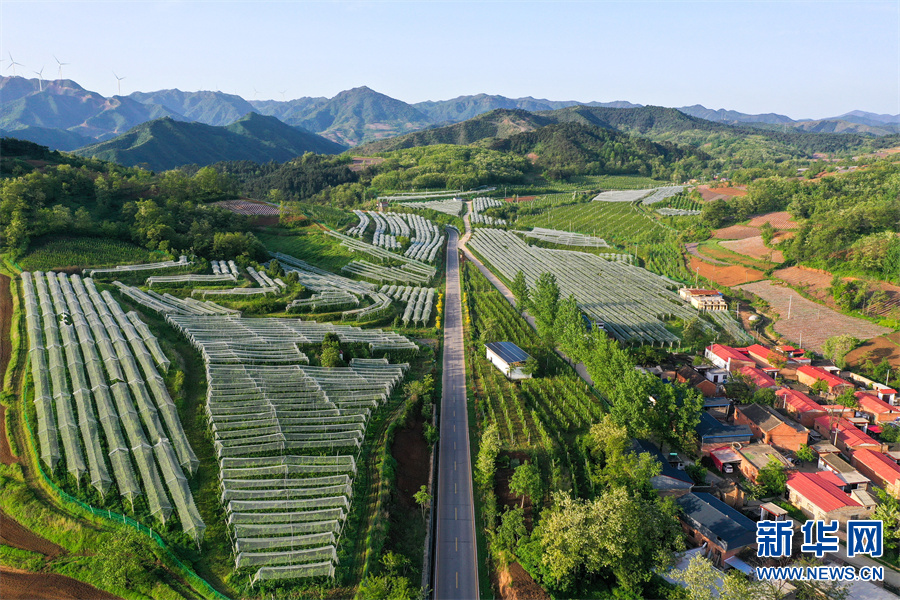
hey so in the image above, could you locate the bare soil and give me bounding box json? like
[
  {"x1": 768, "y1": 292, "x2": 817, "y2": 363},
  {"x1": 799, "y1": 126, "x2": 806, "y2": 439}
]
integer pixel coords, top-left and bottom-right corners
[
  {"x1": 497, "y1": 562, "x2": 550, "y2": 600},
  {"x1": 495, "y1": 451, "x2": 534, "y2": 528},
  {"x1": 0, "y1": 566, "x2": 120, "y2": 600},
  {"x1": 720, "y1": 236, "x2": 784, "y2": 263},
  {"x1": 846, "y1": 331, "x2": 900, "y2": 372},
  {"x1": 0, "y1": 511, "x2": 64, "y2": 557},
  {"x1": 392, "y1": 416, "x2": 429, "y2": 511},
  {"x1": 736, "y1": 280, "x2": 892, "y2": 352},
  {"x1": 713, "y1": 225, "x2": 761, "y2": 240},
  {"x1": 0, "y1": 404, "x2": 17, "y2": 465},
  {"x1": 690, "y1": 256, "x2": 765, "y2": 287},
  {"x1": 747, "y1": 211, "x2": 798, "y2": 230}
]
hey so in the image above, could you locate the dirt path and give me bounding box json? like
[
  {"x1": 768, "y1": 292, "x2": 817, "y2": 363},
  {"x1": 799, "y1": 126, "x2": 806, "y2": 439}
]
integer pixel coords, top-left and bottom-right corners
[
  {"x1": 0, "y1": 566, "x2": 121, "y2": 600},
  {"x1": 684, "y1": 242, "x2": 729, "y2": 265},
  {"x1": 0, "y1": 404, "x2": 17, "y2": 465},
  {"x1": 0, "y1": 511, "x2": 63, "y2": 557}
]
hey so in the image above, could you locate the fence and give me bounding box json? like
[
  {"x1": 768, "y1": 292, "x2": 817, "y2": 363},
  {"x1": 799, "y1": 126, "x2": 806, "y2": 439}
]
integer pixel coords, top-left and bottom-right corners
[{"x1": 20, "y1": 359, "x2": 230, "y2": 600}]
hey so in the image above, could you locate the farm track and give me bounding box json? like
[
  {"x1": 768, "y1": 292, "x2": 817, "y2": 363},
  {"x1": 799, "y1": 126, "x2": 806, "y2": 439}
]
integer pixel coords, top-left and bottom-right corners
[
  {"x1": 0, "y1": 510, "x2": 64, "y2": 557},
  {"x1": 684, "y1": 242, "x2": 729, "y2": 265},
  {"x1": 0, "y1": 274, "x2": 11, "y2": 381}
]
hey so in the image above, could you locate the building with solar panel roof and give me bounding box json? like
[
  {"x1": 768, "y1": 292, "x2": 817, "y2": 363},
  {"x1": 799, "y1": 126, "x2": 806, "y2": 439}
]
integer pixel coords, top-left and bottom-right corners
[{"x1": 484, "y1": 342, "x2": 533, "y2": 380}]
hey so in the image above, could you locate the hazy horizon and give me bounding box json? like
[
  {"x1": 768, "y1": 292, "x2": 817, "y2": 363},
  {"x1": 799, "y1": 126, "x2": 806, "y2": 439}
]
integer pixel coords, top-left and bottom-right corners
[{"x1": 3, "y1": 0, "x2": 898, "y2": 120}]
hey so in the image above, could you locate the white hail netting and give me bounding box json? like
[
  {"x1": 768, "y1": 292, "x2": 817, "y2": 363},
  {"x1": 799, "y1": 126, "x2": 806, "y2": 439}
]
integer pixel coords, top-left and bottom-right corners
[
  {"x1": 83, "y1": 255, "x2": 191, "y2": 277},
  {"x1": 164, "y1": 315, "x2": 412, "y2": 582},
  {"x1": 20, "y1": 272, "x2": 205, "y2": 541},
  {"x1": 470, "y1": 197, "x2": 507, "y2": 226},
  {"x1": 467, "y1": 228, "x2": 748, "y2": 346}
]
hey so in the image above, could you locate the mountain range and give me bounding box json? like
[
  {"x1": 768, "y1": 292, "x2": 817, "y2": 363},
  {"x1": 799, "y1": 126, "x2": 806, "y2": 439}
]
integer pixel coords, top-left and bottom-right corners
[
  {"x1": 1, "y1": 75, "x2": 898, "y2": 168},
  {"x1": 73, "y1": 112, "x2": 346, "y2": 171}
]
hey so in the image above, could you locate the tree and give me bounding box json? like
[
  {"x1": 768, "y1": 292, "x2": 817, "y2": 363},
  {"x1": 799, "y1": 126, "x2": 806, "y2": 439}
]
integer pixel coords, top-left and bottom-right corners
[
  {"x1": 535, "y1": 489, "x2": 682, "y2": 595},
  {"x1": 475, "y1": 423, "x2": 500, "y2": 490},
  {"x1": 874, "y1": 487, "x2": 900, "y2": 552},
  {"x1": 555, "y1": 294, "x2": 586, "y2": 358},
  {"x1": 752, "y1": 387, "x2": 778, "y2": 407},
  {"x1": 756, "y1": 457, "x2": 788, "y2": 497},
  {"x1": 510, "y1": 270, "x2": 530, "y2": 311},
  {"x1": 531, "y1": 272, "x2": 560, "y2": 341},
  {"x1": 821, "y1": 334, "x2": 861, "y2": 369},
  {"x1": 509, "y1": 462, "x2": 542, "y2": 509},
  {"x1": 413, "y1": 485, "x2": 431, "y2": 521},
  {"x1": 810, "y1": 378, "x2": 829, "y2": 396},
  {"x1": 495, "y1": 507, "x2": 526, "y2": 557},
  {"x1": 670, "y1": 553, "x2": 757, "y2": 600},
  {"x1": 795, "y1": 443, "x2": 816, "y2": 464},
  {"x1": 380, "y1": 551, "x2": 410, "y2": 574},
  {"x1": 791, "y1": 558, "x2": 850, "y2": 600},
  {"x1": 584, "y1": 416, "x2": 661, "y2": 497},
  {"x1": 682, "y1": 317, "x2": 713, "y2": 350},
  {"x1": 320, "y1": 344, "x2": 342, "y2": 367},
  {"x1": 356, "y1": 574, "x2": 415, "y2": 600},
  {"x1": 647, "y1": 380, "x2": 704, "y2": 454}
]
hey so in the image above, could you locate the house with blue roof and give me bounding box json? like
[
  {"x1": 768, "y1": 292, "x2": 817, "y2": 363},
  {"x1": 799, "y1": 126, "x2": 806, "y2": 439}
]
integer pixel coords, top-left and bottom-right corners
[{"x1": 485, "y1": 342, "x2": 532, "y2": 380}]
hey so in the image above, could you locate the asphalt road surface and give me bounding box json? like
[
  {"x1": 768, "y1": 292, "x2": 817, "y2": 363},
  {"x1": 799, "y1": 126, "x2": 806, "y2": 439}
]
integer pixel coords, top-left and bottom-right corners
[{"x1": 433, "y1": 227, "x2": 479, "y2": 599}]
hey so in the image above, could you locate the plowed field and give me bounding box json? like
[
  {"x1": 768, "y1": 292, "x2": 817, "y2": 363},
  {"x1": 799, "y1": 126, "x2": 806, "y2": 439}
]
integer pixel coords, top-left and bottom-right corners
[
  {"x1": 0, "y1": 567, "x2": 120, "y2": 600},
  {"x1": 713, "y1": 225, "x2": 761, "y2": 240},
  {"x1": 747, "y1": 211, "x2": 798, "y2": 229},
  {"x1": 690, "y1": 256, "x2": 765, "y2": 287},
  {"x1": 736, "y1": 280, "x2": 892, "y2": 352},
  {"x1": 720, "y1": 236, "x2": 784, "y2": 263},
  {"x1": 846, "y1": 331, "x2": 900, "y2": 371}
]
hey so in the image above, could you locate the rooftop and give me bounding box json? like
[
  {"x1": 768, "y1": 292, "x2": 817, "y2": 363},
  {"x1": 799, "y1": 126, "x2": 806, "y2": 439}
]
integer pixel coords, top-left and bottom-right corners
[
  {"x1": 777, "y1": 388, "x2": 823, "y2": 414},
  {"x1": 675, "y1": 492, "x2": 756, "y2": 551},
  {"x1": 485, "y1": 341, "x2": 530, "y2": 365},
  {"x1": 707, "y1": 344, "x2": 751, "y2": 364},
  {"x1": 853, "y1": 449, "x2": 900, "y2": 485},
  {"x1": 814, "y1": 416, "x2": 880, "y2": 449},
  {"x1": 738, "y1": 366, "x2": 778, "y2": 388},
  {"x1": 739, "y1": 403, "x2": 805, "y2": 434},
  {"x1": 797, "y1": 365, "x2": 851, "y2": 389},
  {"x1": 738, "y1": 443, "x2": 792, "y2": 470},
  {"x1": 787, "y1": 471, "x2": 861, "y2": 512},
  {"x1": 698, "y1": 412, "x2": 753, "y2": 443},
  {"x1": 633, "y1": 439, "x2": 693, "y2": 487},
  {"x1": 855, "y1": 392, "x2": 899, "y2": 416}
]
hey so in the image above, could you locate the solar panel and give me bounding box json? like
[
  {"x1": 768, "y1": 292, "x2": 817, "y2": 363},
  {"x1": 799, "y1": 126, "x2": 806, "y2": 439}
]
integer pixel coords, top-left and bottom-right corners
[{"x1": 484, "y1": 342, "x2": 530, "y2": 365}]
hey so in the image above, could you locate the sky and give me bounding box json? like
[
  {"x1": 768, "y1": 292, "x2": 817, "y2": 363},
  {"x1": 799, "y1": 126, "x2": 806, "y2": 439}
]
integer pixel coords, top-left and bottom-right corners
[{"x1": 2, "y1": 0, "x2": 898, "y2": 120}]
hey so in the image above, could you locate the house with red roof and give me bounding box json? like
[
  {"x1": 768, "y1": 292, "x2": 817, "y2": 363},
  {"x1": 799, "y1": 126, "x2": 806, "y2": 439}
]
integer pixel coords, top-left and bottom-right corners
[
  {"x1": 813, "y1": 416, "x2": 884, "y2": 455},
  {"x1": 797, "y1": 366, "x2": 854, "y2": 396},
  {"x1": 851, "y1": 449, "x2": 900, "y2": 498},
  {"x1": 855, "y1": 392, "x2": 900, "y2": 424},
  {"x1": 776, "y1": 388, "x2": 826, "y2": 428},
  {"x1": 874, "y1": 385, "x2": 898, "y2": 405},
  {"x1": 705, "y1": 344, "x2": 755, "y2": 372},
  {"x1": 737, "y1": 366, "x2": 779, "y2": 389},
  {"x1": 776, "y1": 345, "x2": 812, "y2": 365},
  {"x1": 744, "y1": 344, "x2": 782, "y2": 375},
  {"x1": 786, "y1": 471, "x2": 874, "y2": 527}
]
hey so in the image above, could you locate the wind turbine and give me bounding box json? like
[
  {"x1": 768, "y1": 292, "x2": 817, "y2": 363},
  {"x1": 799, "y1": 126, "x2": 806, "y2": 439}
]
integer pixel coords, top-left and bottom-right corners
[
  {"x1": 279, "y1": 89, "x2": 287, "y2": 101},
  {"x1": 54, "y1": 55, "x2": 69, "y2": 79},
  {"x1": 33, "y1": 66, "x2": 45, "y2": 91},
  {"x1": 252, "y1": 87, "x2": 260, "y2": 99},
  {"x1": 114, "y1": 72, "x2": 125, "y2": 95},
  {"x1": 7, "y1": 53, "x2": 23, "y2": 77}
]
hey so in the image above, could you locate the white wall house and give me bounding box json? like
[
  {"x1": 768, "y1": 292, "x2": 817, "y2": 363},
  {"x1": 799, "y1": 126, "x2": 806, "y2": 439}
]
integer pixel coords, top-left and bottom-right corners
[{"x1": 485, "y1": 342, "x2": 532, "y2": 380}]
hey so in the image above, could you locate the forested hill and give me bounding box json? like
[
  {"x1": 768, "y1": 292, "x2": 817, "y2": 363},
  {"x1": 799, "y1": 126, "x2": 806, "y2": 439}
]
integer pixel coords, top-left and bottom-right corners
[
  {"x1": 73, "y1": 113, "x2": 346, "y2": 171},
  {"x1": 483, "y1": 122, "x2": 708, "y2": 181},
  {"x1": 355, "y1": 109, "x2": 556, "y2": 154},
  {"x1": 0, "y1": 138, "x2": 268, "y2": 262}
]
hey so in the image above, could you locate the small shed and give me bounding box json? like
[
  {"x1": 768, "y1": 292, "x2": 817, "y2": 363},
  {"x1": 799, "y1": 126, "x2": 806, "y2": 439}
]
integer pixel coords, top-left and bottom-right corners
[{"x1": 485, "y1": 342, "x2": 532, "y2": 380}]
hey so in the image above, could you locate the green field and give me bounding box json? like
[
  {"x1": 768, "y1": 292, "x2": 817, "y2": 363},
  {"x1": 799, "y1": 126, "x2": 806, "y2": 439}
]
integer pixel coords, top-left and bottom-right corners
[
  {"x1": 18, "y1": 236, "x2": 163, "y2": 271},
  {"x1": 257, "y1": 227, "x2": 357, "y2": 272}
]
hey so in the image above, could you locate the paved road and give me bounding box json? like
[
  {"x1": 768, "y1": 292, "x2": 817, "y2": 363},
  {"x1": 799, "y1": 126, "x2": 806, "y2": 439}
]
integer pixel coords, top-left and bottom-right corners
[
  {"x1": 458, "y1": 203, "x2": 595, "y2": 386},
  {"x1": 433, "y1": 227, "x2": 479, "y2": 600}
]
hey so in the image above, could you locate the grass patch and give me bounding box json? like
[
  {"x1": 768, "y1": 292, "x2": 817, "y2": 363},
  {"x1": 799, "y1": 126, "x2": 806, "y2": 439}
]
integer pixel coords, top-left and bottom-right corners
[
  {"x1": 257, "y1": 227, "x2": 357, "y2": 272},
  {"x1": 18, "y1": 236, "x2": 163, "y2": 272},
  {"x1": 697, "y1": 240, "x2": 777, "y2": 271}
]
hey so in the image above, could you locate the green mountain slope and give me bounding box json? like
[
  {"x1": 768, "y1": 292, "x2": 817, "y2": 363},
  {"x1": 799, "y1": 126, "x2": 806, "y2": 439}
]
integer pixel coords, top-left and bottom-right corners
[
  {"x1": 74, "y1": 113, "x2": 346, "y2": 171},
  {"x1": 127, "y1": 88, "x2": 257, "y2": 126},
  {"x1": 0, "y1": 125, "x2": 92, "y2": 151},
  {"x1": 0, "y1": 76, "x2": 181, "y2": 141},
  {"x1": 254, "y1": 86, "x2": 432, "y2": 146}
]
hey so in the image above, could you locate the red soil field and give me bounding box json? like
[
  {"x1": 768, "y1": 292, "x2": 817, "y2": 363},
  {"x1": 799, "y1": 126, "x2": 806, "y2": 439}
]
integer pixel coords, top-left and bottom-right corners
[
  {"x1": 713, "y1": 225, "x2": 762, "y2": 240},
  {"x1": 690, "y1": 256, "x2": 765, "y2": 287},
  {"x1": 747, "y1": 211, "x2": 798, "y2": 230},
  {"x1": 0, "y1": 567, "x2": 120, "y2": 600},
  {"x1": 846, "y1": 331, "x2": 900, "y2": 372},
  {"x1": 0, "y1": 511, "x2": 63, "y2": 557},
  {"x1": 498, "y1": 562, "x2": 549, "y2": 600},
  {"x1": 720, "y1": 236, "x2": 784, "y2": 263}
]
